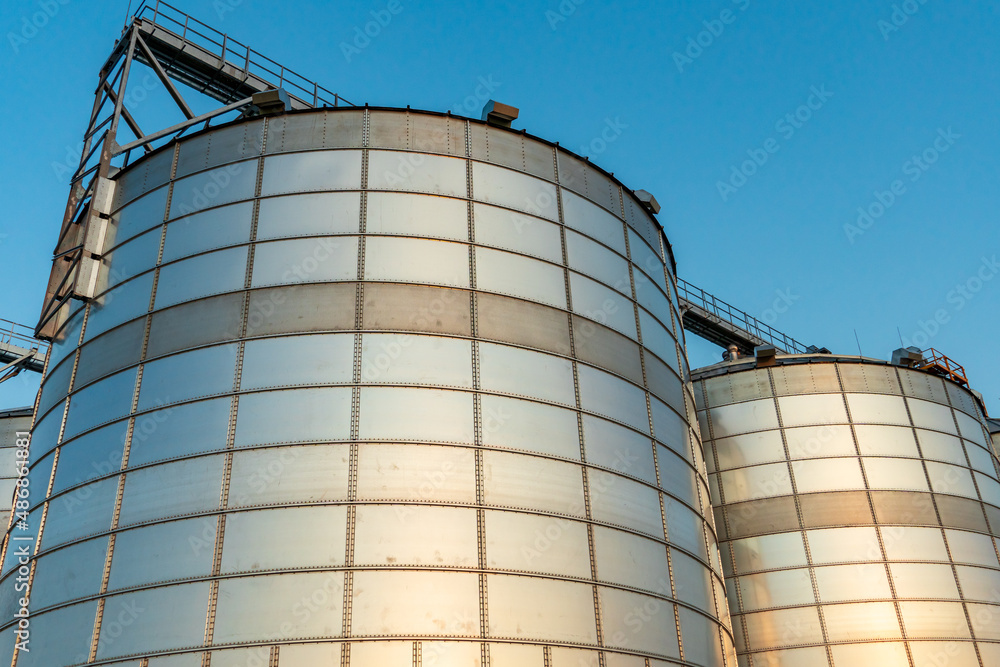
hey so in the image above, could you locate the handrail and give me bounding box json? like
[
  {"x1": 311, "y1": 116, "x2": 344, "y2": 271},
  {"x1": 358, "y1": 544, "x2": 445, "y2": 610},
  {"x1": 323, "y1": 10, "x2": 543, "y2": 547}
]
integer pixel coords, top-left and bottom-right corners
[
  {"x1": 132, "y1": 0, "x2": 354, "y2": 108},
  {"x1": 0, "y1": 318, "x2": 49, "y2": 353},
  {"x1": 918, "y1": 348, "x2": 969, "y2": 387},
  {"x1": 675, "y1": 277, "x2": 810, "y2": 354}
]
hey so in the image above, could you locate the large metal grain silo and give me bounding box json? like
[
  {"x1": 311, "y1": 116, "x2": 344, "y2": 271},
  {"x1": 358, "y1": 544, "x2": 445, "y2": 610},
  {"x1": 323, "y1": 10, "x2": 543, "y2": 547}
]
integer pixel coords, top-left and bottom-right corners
[
  {"x1": 695, "y1": 354, "x2": 1000, "y2": 667},
  {"x1": 1, "y1": 108, "x2": 737, "y2": 666}
]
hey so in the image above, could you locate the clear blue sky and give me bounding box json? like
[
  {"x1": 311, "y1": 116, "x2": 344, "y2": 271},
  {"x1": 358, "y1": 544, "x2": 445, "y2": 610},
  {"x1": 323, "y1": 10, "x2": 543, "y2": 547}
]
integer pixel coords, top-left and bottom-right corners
[{"x1": 1, "y1": 0, "x2": 997, "y2": 415}]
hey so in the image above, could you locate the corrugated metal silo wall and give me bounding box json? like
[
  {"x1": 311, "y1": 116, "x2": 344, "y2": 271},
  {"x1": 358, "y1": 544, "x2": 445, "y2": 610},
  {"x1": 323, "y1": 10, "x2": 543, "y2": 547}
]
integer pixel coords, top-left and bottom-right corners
[{"x1": 0, "y1": 108, "x2": 737, "y2": 667}]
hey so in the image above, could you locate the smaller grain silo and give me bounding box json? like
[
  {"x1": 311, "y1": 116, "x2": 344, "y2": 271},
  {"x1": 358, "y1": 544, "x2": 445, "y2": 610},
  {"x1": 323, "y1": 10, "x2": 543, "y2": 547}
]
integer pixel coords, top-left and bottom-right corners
[{"x1": 694, "y1": 352, "x2": 1000, "y2": 667}]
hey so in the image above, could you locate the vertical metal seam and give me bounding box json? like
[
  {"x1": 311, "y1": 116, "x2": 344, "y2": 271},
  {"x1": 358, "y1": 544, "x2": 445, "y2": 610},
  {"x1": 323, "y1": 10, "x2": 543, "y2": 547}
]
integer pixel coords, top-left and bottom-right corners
[
  {"x1": 690, "y1": 388, "x2": 728, "y2": 662},
  {"x1": 166, "y1": 141, "x2": 180, "y2": 202},
  {"x1": 699, "y1": 377, "x2": 748, "y2": 660},
  {"x1": 341, "y1": 107, "x2": 370, "y2": 653},
  {"x1": 664, "y1": 545, "x2": 683, "y2": 664},
  {"x1": 405, "y1": 108, "x2": 412, "y2": 151},
  {"x1": 53, "y1": 305, "x2": 91, "y2": 453},
  {"x1": 243, "y1": 146, "x2": 266, "y2": 294},
  {"x1": 143, "y1": 143, "x2": 176, "y2": 348},
  {"x1": 7, "y1": 315, "x2": 77, "y2": 584},
  {"x1": 468, "y1": 119, "x2": 490, "y2": 646},
  {"x1": 767, "y1": 367, "x2": 834, "y2": 667},
  {"x1": 899, "y1": 369, "x2": 948, "y2": 529},
  {"x1": 555, "y1": 147, "x2": 605, "y2": 663},
  {"x1": 90, "y1": 356, "x2": 146, "y2": 662},
  {"x1": 204, "y1": 122, "x2": 266, "y2": 664},
  {"x1": 835, "y1": 364, "x2": 914, "y2": 667},
  {"x1": 945, "y1": 387, "x2": 990, "y2": 537},
  {"x1": 203, "y1": 579, "x2": 220, "y2": 657},
  {"x1": 896, "y1": 369, "x2": 984, "y2": 666},
  {"x1": 628, "y1": 220, "x2": 684, "y2": 662},
  {"x1": 87, "y1": 597, "x2": 106, "y2": 663},
  {"x1": 213, "y1": 487, "x2": 230, "y2": 573}
]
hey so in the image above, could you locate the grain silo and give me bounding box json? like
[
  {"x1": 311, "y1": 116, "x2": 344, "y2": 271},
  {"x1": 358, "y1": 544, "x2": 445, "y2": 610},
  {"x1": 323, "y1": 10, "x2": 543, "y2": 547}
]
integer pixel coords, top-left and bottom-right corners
[
  {"x1": 694, "y1": 352, "x2": 1000, "y2": 667},
  {"x1": 0, "y1": 76, "x2": 737, "y2": 665}
]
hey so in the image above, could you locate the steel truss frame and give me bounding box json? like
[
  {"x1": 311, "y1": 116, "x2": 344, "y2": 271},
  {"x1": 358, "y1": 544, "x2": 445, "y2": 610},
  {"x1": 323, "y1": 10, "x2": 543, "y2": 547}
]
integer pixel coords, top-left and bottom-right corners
[{"x1": 36, "y1": 0, "x2": 354, "y2": 340}]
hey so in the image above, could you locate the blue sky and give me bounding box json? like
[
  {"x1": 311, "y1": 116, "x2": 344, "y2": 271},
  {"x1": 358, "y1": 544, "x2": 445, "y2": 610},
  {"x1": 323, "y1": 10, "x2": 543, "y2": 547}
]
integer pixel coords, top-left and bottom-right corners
[{"x1": 1, "y1": 0, "x2": 997, "y2": 414}]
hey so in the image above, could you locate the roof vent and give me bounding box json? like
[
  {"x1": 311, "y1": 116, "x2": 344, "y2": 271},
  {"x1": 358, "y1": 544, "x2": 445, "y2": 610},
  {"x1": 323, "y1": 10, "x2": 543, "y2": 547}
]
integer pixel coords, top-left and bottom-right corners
[
  {"x1": 891, "y1": 346, "x2": 923, "y2": 368},
  {"x1": 754, "y1": 344, "x2": 777, "y2": 367},
  {"x1": 251, "y1": 88, "x2": 290, "y2": 115},
  {"x1": 633, "y1": 189, "x2": 661, "y2": 214},
  {"x1": 482, "y1": 100, "x2": 519, "y2": 128}
]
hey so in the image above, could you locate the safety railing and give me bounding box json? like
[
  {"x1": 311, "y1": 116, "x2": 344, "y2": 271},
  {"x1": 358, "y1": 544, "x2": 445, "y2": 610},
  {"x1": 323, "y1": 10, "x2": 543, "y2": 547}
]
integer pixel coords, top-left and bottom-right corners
[
  {"x1": 675, "y1": 278, "x2": 810, "y2": 354},
  {"x1": 132, "y1": 0, "x2": 355, "y2": 107},
  {"x1": 918, "y1": 348, "x2": 969, "y2": 387},
  {"x1": 0, "y1": 318, "x2": 47, "y2": 355}
]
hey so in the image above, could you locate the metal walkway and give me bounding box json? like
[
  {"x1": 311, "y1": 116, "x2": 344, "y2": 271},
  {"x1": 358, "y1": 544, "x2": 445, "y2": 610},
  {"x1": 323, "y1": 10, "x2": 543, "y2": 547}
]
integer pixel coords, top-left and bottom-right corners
[
  {"x1": 130, "y1": 1, "x2": 354, "y2": 112},
  {"x1": 0, "y1": 319, "x2": 48, "y2": 384},
  {"x1": 676, "y1": 278, "x2": 815, "y2": 356}
]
